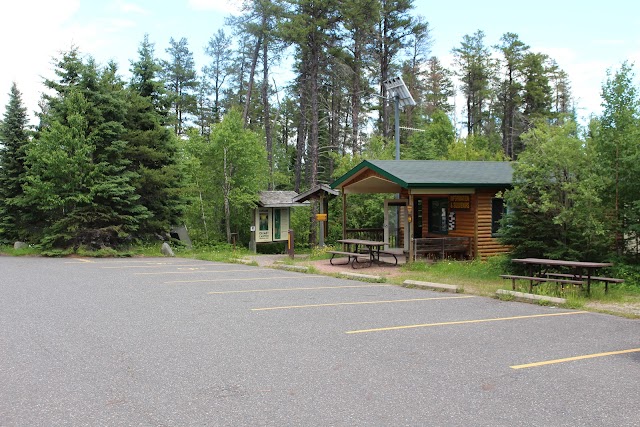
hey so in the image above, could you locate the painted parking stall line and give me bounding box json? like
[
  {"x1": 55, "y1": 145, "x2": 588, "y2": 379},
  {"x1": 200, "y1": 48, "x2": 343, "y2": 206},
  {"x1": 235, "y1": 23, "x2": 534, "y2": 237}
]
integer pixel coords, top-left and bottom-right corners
[
  {"x1": 100, "y1": 263, "x2": 216, "y2": 269},
  {"x1": 511, "y1": 348, "x2": 640, "y2": 370},
  {"x1": 251, "y1": 295, "x2": 476, "y2": 311},
  {"x1": 346, "y1": 311, "x2": 590, "y2": 334},
  {"x1": 135, "y1": 268, "x2": 269, "y2": 275},
  {"x1": 208, "y1": 284, "x2": 392, "y2": 294},
  {"x1": 166, "y1": 275, "x2": 324, "y2": 284}
]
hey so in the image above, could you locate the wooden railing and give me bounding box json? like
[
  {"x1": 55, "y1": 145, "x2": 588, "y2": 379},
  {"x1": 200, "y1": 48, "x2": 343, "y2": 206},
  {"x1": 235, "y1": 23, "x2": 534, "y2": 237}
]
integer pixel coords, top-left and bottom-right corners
[
  {"x1": 413, "y1": 237, "x2": 471, "y2": 261},
  {"x1": 344, "y1": 228, "x2": 397, "y2": 247}
]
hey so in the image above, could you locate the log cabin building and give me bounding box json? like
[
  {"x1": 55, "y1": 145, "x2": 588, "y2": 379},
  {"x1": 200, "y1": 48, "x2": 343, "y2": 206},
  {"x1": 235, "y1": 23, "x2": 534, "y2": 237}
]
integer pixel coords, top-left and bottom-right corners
[{"x1": 330, "y1": 160, "x2": 514, "y2": 261}]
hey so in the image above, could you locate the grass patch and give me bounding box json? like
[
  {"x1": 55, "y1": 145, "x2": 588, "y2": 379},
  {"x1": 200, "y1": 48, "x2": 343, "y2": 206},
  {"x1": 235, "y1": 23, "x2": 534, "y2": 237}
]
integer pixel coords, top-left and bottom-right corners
[{"x1": 399, "y1": 256, "x2": 506, "y2": 296}]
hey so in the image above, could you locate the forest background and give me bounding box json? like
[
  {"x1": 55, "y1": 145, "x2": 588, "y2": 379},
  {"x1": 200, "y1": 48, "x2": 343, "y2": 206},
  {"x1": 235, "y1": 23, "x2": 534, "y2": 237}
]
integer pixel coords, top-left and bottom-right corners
[{"x1": 0, "y1": 0, "x2": 638, "y2": 276}]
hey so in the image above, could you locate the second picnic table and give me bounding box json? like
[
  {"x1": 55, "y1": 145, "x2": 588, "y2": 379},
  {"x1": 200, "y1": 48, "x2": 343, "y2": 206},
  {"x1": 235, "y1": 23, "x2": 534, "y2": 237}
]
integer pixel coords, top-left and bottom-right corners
[{"x1": 504, "y1": 257, "x2": 620, "y2": 294}]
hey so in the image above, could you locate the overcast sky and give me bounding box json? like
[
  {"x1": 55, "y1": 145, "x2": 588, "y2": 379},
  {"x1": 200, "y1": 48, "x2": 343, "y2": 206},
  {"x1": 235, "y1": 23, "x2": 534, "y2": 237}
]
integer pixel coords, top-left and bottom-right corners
[{"x1": 1, "y1": 0, "x2": 638, "y2": 127}]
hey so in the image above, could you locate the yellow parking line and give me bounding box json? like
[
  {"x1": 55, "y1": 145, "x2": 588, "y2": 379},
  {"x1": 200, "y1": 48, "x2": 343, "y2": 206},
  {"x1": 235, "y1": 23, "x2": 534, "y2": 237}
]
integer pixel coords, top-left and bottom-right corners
[
  {"x1": 346, "y1": 311, "x2": 589, "y2": 334},
  {"x1": 209, "y1": 284, "x2": 391, "y2": 294},
  {"x1": 102, "y1": 264, "x2": 211, "y2": 269},
  {"x1": 511, "y1": 348, "x2": 640, "y2": 370},
  {"x1": 135, "y1": 269, "x2": 264, "y2": 275},
  {"x1": 251, "y1": 295, "x2": 476, "y2": 311},
  {"x1": 65, "y1": 258, "x2": 94, "y2": 264},
  {"x1": 167, "y1": 275, "x2": 323, "y2": 284}
]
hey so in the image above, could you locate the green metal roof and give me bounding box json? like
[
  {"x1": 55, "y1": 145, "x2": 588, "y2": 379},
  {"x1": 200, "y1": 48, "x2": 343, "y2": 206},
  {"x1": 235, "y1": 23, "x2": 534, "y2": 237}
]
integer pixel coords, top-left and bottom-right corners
[{"x1": 331, "y1": 160, "x2": 514, "y2": 190}]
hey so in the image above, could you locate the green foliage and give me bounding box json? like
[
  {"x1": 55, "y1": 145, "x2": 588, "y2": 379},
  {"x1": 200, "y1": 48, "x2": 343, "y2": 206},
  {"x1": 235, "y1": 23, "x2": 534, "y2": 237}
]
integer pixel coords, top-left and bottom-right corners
[
  {"x1": 0, "y1": 83, "x2": 30, "y2": 243},
  {"x1": 289, "y1": 205, "x2": 311, "y2": 248},
  {"x1": 446, "y1": 134, "x2": 506, "y2": 161},
  {"x1": 500, "y1": 120, "x2": 610, "y2": 261},
  {"x1": 592, "y1": 62, "x2": 640, "y2": 259},
  {"x1": 181, "y1": 111, "x2": 269, "y2": 246},
  {"x1": 404, "y1": 110, "x2": 455, "y2": 160},
  {"x1": 20, "y1": 51, "x2": 154, "y2": 249}
]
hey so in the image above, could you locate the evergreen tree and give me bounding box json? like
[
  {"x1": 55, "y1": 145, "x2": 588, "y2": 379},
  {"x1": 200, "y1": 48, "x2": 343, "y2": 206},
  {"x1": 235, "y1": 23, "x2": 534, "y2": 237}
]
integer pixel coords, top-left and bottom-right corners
[
  {"x1": 0, "y1": 83, "x2": 30, "y2": 242},
  {"x1": 522, "y1": 52, "x2": 553, "y2": 124},
  {"x1": 343, "y1": 0, "x2": 379, "y2": 154},
  {"x1": 495, "y1": 33, "x2": 529, "y2": 159},
  {"x1": 500, "y1": 121, "x2": 609, "y2": 261},
  {"x1": 204, "y1": 29, "x2": 233, "y2": 124},
  {"x1": 376, "y1": 0, "x2": 416, "y2": 138},
  {"x1": 129, "y1": 34, "x2": 168, "y2": 121},
  {"x1": 25, "y1": 53, "x2": 149, "y2": 249},
  {"x1": 422, "y1": 56, "x2": 455, "y2": 116},
  {"x1": 452, "y1": 30, "x2": 496, "y2": 137},
  {"x1": 129, "y1": 37, "x2": 186, "y2": 235},
  {"x1": 400, "y1": 15, "x2": 431, "y2": 132},
  {"x1": 162, "y1": 37, "x2": 199, "y2": 135},
  {"x1": 594, "y1": 62, "x2": 640, "y2": 258}
]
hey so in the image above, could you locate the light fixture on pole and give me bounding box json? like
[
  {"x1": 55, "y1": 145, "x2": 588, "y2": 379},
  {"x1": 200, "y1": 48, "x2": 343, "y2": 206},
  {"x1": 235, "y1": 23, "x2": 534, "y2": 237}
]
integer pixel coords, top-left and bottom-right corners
[{"x1": 382, "y1": 76, "x2": 416, "y2": 160}]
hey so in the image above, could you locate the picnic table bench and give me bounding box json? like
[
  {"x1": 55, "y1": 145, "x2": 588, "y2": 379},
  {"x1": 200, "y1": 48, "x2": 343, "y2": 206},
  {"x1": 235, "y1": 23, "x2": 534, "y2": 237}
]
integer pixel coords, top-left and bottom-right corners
[
  {"x1": 328, "y1": 250, "x2": 372, "y2": 268},
  {"x1": 501, "y1": 258, "x2": 623, "y2": 294},
  {"x1": 328, "y1": 239, "x2": 398, "y2": 268},
  {"x1": 499, "y1": 274, "x2": 586, "y2": 293}
]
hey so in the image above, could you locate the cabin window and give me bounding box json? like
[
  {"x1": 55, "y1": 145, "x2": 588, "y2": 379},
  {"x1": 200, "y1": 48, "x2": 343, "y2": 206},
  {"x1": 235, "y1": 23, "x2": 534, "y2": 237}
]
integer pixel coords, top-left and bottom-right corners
[
  {"x1": 491, "y1": 198, "x2": 505, "y2": 236},
  {"x1": 428, "y1": 198, "x2": 448, "y2": 234},
  {"x1": 413, "y1": 198, "x2": 423, "y2": 238}
]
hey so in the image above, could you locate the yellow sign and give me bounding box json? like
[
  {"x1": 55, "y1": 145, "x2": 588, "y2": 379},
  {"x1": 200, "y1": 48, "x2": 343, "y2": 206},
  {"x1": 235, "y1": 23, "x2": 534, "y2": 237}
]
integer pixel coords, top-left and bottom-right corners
[
  {"x1": 316, "y1": 213, "x2": 328, "y2": 221},
  {"x1": 449, "y1": 195, "x2": 471, "y2": 211}
]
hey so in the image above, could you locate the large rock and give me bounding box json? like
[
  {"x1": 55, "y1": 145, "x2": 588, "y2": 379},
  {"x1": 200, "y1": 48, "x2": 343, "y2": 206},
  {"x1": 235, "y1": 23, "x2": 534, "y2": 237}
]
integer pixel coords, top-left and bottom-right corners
[
  {"x1": 13, "y1": 241, "x2": 28, "y2": 250},
  {"x1": 161, "y1": 242, "x2": 175, "y2": 257}
]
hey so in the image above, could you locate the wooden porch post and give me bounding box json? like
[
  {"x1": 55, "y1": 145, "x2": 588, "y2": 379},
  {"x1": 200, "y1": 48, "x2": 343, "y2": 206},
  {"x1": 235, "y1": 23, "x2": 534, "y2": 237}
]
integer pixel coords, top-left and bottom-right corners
[
  {"x1": 408, "y1": 192, "x2": 414, "y2": 262},
  {"x1": 342, "y1": 191, "x2": 347, "y2": 239}
]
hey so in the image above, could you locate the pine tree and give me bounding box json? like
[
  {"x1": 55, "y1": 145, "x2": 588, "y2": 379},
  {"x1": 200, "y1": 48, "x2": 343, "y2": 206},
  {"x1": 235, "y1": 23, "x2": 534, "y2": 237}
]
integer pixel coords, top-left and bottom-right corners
[
  {"x1": 0, "y1": 83, "x2": 30, "y2": 242},
  {"x1": 422, "y1": 56, "x2": 454, "y2": 117},
  {"x1": 204, "y1": 29, "x2": 233, "y2": 124},
  {"x1": 522, "y1": 52, "x2": 553, "y2": 124},
  {"x1": 495, "y1": 33, "x2": 529, "y2": 159},
  {"x1": 162, "y1": 37, "x2": 199, "y2": 135},
  {"x1": 452, "y1": 30, "x2": 496, "y2": 137}
]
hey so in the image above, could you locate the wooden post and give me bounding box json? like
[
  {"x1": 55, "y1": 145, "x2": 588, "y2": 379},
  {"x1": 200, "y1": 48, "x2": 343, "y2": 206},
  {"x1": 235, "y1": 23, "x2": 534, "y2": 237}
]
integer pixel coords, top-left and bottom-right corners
[
  {"x1": 342, "y1": 191, "x2": 347, "y2": 239},
  {"x1": 408, "y1": 192, "x2": 414, "y2": 262},
  {"x1": 319, "y1": 193, "x2": 325, "y2": 247}
]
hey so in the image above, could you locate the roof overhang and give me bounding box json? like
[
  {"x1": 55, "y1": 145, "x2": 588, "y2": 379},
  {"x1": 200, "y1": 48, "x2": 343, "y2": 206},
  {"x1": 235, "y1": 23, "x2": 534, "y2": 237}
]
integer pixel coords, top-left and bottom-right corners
[{"x1": 341, "y1": 175, "x2": 403, "y2": 194}]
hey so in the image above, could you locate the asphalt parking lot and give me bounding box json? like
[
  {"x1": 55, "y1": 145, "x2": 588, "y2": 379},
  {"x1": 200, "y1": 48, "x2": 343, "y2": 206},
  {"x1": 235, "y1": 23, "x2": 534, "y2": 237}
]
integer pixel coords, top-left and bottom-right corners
[{"x1": 1, "y1": 256, "x2": 638, "y2": 426}]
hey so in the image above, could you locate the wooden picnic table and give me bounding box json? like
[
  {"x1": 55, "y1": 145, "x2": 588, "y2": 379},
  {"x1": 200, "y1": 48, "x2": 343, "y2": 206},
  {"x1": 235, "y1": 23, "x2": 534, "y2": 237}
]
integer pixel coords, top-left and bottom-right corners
[
  {"x1": 328, "y1": 239, "x2": 396, "y2": 268},
  {"x1": 508, "y1": 258, "x2": 616, "y2": 294}
]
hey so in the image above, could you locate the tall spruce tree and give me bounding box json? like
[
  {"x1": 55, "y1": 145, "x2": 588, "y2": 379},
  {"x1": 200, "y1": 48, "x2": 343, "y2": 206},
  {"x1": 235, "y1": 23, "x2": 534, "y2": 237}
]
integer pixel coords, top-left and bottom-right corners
[
  {"x1": 127, "y1": 38, "x2": 186, "y2": 237},
  {"x1": 0, "y1": 83, "x2": 30, "y2": 242},
  {"x1": 24, "y1": 52, "x2": 148, "y2": 249},
  {"x1": 130, "y1": 34, "x2": 168, "y2": 121}
]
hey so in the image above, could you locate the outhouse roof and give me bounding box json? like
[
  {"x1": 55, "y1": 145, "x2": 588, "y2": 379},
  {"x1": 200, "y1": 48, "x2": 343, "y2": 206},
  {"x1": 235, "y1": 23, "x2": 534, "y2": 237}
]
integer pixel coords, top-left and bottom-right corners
[{"x1": 258, "y1": 191, "x2": 309, "y2": 208}]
